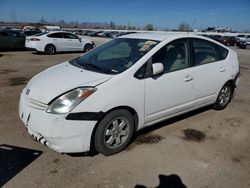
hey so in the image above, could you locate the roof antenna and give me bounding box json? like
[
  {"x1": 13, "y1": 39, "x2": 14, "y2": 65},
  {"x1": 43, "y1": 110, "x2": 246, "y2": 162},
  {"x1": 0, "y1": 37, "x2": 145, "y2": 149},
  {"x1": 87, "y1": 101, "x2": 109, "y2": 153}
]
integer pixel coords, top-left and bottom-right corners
[{"x1": 189, "y1": 18, "x2": 197, "y2": 34}]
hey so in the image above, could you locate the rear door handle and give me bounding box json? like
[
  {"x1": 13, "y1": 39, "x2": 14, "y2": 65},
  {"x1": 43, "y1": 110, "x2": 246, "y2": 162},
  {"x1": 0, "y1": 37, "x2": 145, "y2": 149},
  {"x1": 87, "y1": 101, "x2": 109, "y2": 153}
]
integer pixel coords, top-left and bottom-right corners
[
  {"x1": 184, "y1": 76, "x2": 193, "y2": 82},
  {"x1": 220, "y1": 67, "x2": 226, "y2": 72}
]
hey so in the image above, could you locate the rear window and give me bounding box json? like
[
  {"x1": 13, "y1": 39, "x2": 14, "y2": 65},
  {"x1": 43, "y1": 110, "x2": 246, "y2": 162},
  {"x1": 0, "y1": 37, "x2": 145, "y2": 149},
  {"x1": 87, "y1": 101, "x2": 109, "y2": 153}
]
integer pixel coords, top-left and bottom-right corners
[
  {"x1": 34, "y1": 32, "x2": 48, "y2": 36},
  {"x1": 192, "y1": 38, "x2": 228, "y2": 65},
  {"x1": 217, "y1": 45, "x2": 229, "y2": 59}
]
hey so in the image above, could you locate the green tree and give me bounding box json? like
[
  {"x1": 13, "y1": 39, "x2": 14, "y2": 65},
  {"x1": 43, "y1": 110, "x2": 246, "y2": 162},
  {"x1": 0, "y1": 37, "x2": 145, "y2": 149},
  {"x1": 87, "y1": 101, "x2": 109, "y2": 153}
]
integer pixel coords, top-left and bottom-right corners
[
  {"x1": 145, "y1": 24, "x2": 154, "y2": 31},
  {"x1": 178, "y1": 22, "x2": 190, "y2": 31}
]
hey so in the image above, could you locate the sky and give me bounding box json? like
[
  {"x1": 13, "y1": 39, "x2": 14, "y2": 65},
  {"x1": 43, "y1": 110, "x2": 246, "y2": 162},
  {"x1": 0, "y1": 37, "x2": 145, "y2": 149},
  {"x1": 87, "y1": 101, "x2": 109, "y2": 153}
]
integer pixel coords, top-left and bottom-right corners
[{"x1": 0, "y1": 0, "x2": 250, "y2": 31}]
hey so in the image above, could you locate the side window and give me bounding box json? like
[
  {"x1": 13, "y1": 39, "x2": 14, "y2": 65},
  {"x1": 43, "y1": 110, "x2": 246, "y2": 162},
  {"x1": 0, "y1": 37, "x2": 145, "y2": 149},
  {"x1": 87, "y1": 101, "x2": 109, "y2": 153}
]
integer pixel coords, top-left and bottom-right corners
[
  {"x1": 64, "y1": 33, "x2": 78, "y2": 39},
  {"x1": 134, "y1": 63, "x2": 147, "y2": 79},
  {"x1": 192, "y1": 39, "x2": 221, "y2": 65},
  {"x1": 152, "y1": 39, "x2": 189, "y2": 73},
  {"x1": 217, "y1": 45, "x2": 229, "y2": 60},
  {"x1": 47, "y1": 33, "x2": 64, "y2": 38}
]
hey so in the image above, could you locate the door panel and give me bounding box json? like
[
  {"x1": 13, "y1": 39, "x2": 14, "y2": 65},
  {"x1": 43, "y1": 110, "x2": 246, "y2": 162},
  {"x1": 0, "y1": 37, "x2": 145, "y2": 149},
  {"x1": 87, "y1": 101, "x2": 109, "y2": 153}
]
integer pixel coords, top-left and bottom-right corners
[
  {"x1": 192, "y1": 61, "x2": 226, "y2": 106},
  {"x1": 144, "y1": 38, "x2": 195, "y2": 123},
  {"x1": 63, "y1": 33, "x2": 82, "y2": 51},
  {"x1": 191, "y1": 38, "x2": 228, "y2": 106},
  {"x1": 145, "y1": 68, "x2": 194, "y2": 123}
]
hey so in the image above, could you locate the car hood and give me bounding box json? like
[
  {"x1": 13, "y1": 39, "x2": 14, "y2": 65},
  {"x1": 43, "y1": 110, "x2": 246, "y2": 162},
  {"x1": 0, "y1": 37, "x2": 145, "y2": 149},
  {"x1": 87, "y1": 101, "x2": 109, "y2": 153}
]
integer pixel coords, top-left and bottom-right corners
[{"x1": 25, "y1": 61, "x2": 112, "y2": 104}]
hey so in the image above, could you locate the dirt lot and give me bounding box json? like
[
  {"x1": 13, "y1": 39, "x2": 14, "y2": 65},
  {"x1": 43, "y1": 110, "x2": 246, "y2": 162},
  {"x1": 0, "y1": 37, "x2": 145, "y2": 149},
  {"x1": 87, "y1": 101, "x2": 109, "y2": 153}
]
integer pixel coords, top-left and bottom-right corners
[{"x1": 0, "y1": 38, "x2": 250, "y2": 188}]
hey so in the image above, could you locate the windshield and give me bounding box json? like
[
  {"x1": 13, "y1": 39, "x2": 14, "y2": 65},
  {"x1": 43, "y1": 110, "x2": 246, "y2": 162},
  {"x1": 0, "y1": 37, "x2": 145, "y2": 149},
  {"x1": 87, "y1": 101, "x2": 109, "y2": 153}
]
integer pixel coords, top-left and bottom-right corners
[{"x1": 69, "y1": 38, "x2": 159, "y2": 74}]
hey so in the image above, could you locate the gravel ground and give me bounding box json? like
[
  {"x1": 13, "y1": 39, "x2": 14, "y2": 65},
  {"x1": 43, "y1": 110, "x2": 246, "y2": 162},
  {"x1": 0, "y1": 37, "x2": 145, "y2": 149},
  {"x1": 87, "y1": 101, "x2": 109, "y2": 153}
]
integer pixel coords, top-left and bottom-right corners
[{"x1": 0, "y1": 38, "x2": 250, "y2": 188}]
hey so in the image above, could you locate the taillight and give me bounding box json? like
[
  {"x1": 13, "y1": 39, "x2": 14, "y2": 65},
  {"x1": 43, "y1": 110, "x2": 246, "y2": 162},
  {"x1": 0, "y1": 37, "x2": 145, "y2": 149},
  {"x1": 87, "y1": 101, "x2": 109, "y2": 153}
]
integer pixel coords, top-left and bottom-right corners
[{"x1": 30, "y1": 38, "x2": 41, "y2": 41}]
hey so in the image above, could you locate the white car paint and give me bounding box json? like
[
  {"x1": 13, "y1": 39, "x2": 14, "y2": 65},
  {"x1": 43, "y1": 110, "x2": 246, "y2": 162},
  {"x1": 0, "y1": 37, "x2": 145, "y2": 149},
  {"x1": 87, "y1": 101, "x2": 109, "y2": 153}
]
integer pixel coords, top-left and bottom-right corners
[
  {"x1": 25, "y1": 31, "x2": 93, "y2": 53},
  {"x1": 19, "y1": 33, "x2": 240, "y2": 153}
]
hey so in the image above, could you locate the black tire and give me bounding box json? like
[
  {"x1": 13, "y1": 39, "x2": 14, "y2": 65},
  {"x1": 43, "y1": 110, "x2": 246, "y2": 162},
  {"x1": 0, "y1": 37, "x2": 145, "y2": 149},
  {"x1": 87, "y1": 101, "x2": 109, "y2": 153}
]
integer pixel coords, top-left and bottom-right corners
[
  {"x1": 213, "y1": 83, "x2": 233, "y2": 110},
  {"x1": 94, "y1": 109, "x2": 134, "y2": 156},
  {"x1": 44, "y1": 44, "x2": 56, "y2": 55},
  {"x1": 84, "y1": 44, "x2": 92, "y2": 52}
]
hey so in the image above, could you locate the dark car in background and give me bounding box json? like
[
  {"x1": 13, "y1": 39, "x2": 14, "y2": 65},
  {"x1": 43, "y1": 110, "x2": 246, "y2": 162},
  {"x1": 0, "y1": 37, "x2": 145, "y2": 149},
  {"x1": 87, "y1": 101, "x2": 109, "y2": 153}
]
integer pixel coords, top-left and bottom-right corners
[
  {"x1": 217, "y1": 36, "x2": 236, "y2": 46},
  {"x1": 0, "y1": 30, "x2": 25, "y2": 51},
  {"x1": 22, "y1": 30, "x2": 42, "y2": 36},
  {"x1": 207, "y1": 35, "x2": 221, "y2": 41}
]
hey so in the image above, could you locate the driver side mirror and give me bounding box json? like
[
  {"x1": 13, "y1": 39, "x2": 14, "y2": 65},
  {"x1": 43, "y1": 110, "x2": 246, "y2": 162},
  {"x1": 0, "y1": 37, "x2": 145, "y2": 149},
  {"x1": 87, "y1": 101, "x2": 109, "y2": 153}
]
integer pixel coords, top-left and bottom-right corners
[
  {"x1": 152, "y1": 63, "x2": 164, "y2": 76},
  {"x1": 78, "y1": 37, "x2": 82, "y2": 42}
]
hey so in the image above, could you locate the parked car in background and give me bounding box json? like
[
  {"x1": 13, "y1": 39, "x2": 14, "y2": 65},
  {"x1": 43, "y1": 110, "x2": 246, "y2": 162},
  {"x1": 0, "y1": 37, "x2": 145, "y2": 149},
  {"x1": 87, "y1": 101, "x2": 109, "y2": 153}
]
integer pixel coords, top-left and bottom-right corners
[
  {"x1": 0, "y1": 29, "x2": 25, "y2": 51},
  {"x1": 242, "y1": 41, "x2": 250, "y2": 49},
  {"x1": 97, "y1": 31, "x2": 106, "y2": 37},
  {"x1": 19, "y1": 33, "x2": 240, "y2": 155},
  {"x1": 217, "y1": 36, "x2": 236, "y2": 46},
  {"x1": 236, "y1": 34, "x2": 247, "y2": 42},
  {"x1": 89, "y1": 31, "x2": 102, "y2": 37},
  {"x1": 237, "y1": 40, "x2": 250, "y2": 49},
  {"x1": 109, "y1": 31, "x2": 120, "y2": 38},
  {"x1": 207, "y1": 35, "x2": 221, "y2": 41},
  {"x1": 22, "y1": 30, "x2": 42, "y2": 36},
  {"x1": 25, "y1": 31, "x2": 95, "y2": 54},
  {"x1": 236, "y1": 35, "x2": 250, "y2": 47},
  {"x1": 82, "y1": 30, "x2": 93, "y2": 36}
]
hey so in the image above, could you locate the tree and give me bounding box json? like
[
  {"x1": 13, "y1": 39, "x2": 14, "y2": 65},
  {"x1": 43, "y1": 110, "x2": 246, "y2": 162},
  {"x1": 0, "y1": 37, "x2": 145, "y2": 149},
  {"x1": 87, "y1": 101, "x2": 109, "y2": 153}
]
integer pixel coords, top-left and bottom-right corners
[
  {"x1": 178, "y1": 22, "x2": 190, "y2": 31},
  {"x1": 145, "y1": 24, "x2": 154, "y2": 31}
]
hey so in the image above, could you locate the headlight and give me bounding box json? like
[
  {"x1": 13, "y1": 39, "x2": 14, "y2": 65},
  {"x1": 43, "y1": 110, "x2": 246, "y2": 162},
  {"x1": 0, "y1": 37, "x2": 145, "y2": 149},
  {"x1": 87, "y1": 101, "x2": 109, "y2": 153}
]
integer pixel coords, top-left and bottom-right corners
[{"x1": 46, "y1": 87, "x2": 96, "y2": 114}]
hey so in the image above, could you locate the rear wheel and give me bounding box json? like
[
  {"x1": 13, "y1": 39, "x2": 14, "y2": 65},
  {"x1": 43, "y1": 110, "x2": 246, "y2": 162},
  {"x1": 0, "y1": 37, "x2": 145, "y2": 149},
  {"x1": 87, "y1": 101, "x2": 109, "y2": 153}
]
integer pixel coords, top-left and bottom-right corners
[
  {"x1": 44, "y1": 44, "x2": 56, "y2": 55},
  {"x1": 83, "y1": 44, "x2": 92, "y2": 52},
  {"x1": 94, "y1": 109, "x2": 134, "y2": 156},
  {"x1": 213, "y1": 83, "x2": 232, "y2": 110}
]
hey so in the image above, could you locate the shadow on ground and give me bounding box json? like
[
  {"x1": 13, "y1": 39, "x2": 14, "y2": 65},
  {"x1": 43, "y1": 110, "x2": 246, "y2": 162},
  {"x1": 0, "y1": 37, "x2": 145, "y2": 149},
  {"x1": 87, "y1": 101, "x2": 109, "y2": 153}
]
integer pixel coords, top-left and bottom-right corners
[
  {"x1": 0, "y1": 144, "x2": 42, "y2": 187},
  {"x1": 135, "y1": 174, "x2": 187, "y2": 188}
]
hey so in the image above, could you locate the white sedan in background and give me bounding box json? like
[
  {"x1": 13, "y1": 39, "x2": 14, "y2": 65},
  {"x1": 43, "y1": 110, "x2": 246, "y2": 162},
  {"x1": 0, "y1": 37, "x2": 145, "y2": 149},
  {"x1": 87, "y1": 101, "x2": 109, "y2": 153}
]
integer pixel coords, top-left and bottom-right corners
[{"x1": 25, "y1": 31, "x2": 95, "y2": 54}]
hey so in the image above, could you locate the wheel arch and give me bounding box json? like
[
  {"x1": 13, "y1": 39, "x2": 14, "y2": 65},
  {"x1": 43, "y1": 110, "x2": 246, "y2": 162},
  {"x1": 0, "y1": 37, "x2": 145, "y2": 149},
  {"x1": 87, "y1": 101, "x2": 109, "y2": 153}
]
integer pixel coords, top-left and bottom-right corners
[
  {"x1": 44, "y1": 43, "x2": 56, "y2": 52},
  {"x1": 83, "y1": 43, "x2": 92, "y2": 52}
]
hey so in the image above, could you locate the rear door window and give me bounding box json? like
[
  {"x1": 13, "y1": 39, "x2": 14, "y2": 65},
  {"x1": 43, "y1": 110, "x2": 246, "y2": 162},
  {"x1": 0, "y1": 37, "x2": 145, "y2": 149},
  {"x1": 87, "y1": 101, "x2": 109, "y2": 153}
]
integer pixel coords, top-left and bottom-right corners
[
  {"x1": 192, "y1": 38, "x2": 228, "y2": 66},
  {"x1": 47, "y1": 33, "x2": 64, "y2": 38},
  {"x1": 64, "y1": 33, "x2": 78, "y2": 39}
]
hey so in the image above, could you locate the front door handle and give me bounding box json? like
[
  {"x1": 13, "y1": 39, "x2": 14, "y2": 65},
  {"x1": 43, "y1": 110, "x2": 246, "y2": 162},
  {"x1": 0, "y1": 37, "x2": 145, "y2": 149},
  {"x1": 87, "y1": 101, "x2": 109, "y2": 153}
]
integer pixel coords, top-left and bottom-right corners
[
  {"x1": 220, "y1": 67, "x2": 226, "y2": 72},
  {"x1": 184, "y1": 76, "x2": 193, "y2": 82}
]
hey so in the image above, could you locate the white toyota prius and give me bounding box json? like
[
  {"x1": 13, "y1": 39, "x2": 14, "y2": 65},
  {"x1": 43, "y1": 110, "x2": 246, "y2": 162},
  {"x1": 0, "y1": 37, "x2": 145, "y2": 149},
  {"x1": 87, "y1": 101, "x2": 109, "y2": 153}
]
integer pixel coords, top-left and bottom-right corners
[{"x1": 19, "y1": 33, "x2": 240, "y2": 155}]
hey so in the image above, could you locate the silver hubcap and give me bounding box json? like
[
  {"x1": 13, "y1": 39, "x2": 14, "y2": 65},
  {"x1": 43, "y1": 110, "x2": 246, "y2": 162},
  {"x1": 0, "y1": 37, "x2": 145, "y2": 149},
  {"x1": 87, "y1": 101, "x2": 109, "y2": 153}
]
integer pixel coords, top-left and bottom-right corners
[
  {"x1": 104, "y1": 117, "x2": 129, "y2": 149},
  {"x1": 219, "y1": 86, "x2": 231, "y2": 106}
]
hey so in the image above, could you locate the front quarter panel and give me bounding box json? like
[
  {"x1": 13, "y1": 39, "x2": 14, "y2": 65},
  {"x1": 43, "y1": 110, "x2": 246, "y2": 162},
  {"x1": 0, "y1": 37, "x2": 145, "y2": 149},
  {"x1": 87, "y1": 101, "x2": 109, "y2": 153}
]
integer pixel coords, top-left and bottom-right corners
[{"x1": 71, "y1": 74, "x2": 145, "y2": 130}]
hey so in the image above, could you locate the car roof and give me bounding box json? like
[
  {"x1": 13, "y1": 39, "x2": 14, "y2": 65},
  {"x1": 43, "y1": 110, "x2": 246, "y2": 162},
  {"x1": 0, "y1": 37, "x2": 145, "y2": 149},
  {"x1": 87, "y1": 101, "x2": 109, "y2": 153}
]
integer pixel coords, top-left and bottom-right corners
[
  {"x1": 119, "y1": 32, "x2": 197, "y2": 41},
  {"x1": 47, "y1": 31, "x2": 72, "y2": 34}
]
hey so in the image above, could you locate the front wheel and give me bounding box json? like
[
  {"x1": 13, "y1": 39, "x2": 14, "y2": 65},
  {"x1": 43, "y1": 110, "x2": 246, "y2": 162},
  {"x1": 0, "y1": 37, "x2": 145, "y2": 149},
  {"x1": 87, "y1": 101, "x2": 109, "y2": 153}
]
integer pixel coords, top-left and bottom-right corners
[
  {"x1": 213, "y1": 83, "x2": 232, "y2": 110},
  {"x1": 94, "y1": 109, "x2": 134, "y2": 155}
]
